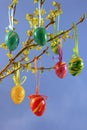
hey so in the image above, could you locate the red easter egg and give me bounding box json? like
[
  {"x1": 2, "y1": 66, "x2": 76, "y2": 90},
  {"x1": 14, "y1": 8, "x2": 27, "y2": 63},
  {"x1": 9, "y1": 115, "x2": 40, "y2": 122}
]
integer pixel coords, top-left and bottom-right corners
[
  {"x1": 54, "y1": 61, "x2": 68, "y2": 78},
  {"x1": 28, "y1": 94, "x2": 47, "y2": 116}
]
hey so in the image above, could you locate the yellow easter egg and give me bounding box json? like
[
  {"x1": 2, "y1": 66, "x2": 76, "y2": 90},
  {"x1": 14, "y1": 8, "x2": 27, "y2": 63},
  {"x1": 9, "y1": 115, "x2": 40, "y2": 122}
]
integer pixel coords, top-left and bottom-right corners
[{"x1": 11, "y1": 85, "x2": 25, "y2": 104}]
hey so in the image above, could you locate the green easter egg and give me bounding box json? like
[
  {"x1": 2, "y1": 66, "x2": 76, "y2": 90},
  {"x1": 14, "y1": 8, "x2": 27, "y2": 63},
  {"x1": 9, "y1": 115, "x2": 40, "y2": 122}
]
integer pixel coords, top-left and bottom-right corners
[
  {"x1": 33, "y1": 27, "x2": 48, "y2": 46},
  {"x1": 68, "y1": 56, "x2": 84, "y2": 76},
  {"x1": 5, "y1": 30, "x2": 19, "y2": 51}
]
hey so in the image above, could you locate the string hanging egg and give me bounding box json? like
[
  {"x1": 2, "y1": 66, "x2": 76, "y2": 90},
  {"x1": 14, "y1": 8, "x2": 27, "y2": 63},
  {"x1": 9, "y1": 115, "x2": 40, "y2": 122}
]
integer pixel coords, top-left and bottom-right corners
[
  {"x1": 33, "y1": 0, "x2": 47, "y2": 46},
  {"x1": 11, "y1": 85, "x2": 25, "y2": 104},
  {"x1": 11, "y1": 64, "x2": 26, "y2": 104},
  {"x1": 54, "y1": 40, "x2": 68, "y2": 78},
  {"x1": 68, "y1": 23, "x2": 84, "y2": 76},
  {"x1": 5, "y1": 30, "x2": 19, "y2": 51},
  {"x1": 28, "y1": 94, "x2": 47, "y2": 116},
  {"x1": 5, "y1": 6, "x2": 20, "y2": 51},
  {"x1": 28, "y1": 58, "x2": 48, "y2": 116}
]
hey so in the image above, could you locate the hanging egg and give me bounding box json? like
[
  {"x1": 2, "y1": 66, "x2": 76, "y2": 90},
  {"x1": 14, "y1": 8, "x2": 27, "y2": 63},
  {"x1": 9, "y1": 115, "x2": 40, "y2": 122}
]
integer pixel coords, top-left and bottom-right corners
[
  {"x1": 28, "y1": 94, "x2": 47, "y2": 116},
  {"x1": 11, "y1": 85, "x2": 25, "y2": 104},
  {"x1": 68, "y1": 56, "x2": 84, "y2": 76},
  {"x1": 51, "y1": 39, "x2": 59, "y2": 54},
  {"x1": 33, "y1": 27, "x2": 48, "y2": 46},
  {"x1": 54, "y1": 61, "x2": 68, "y2": 78},
  {"x1": 5, "y1": 30, "x2": 19, "y2": 51}
]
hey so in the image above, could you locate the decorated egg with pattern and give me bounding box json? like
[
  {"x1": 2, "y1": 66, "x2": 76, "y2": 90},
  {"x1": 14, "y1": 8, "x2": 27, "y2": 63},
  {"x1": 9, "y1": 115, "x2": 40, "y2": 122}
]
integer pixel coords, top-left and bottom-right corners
[
  {"x1": 68, "y1": 56, "x2": 84, "y2": 76},
  {"x1": 5, "y1": 30, "x2": 19, "y2": 51},
  {"x1": 11, "y1": 85, "x2": 25, "y2": 104},
  {"x1": 33, "y1": 27, "x2": 48, "y2": 46},
  {"x1": 28, "y1": 94, "x2": 46, "y2": 116},
  {"x1": 54, "y1": 61, "x2": 68, "y2": 78}
]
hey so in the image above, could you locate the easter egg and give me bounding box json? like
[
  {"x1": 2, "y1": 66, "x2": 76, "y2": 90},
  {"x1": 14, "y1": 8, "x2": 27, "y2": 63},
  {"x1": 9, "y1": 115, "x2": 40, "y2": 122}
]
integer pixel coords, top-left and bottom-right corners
[
  {"x1": 68, "y1": 56, "x2": 84, "y2": 76},
  {"x1": 51, "y1": 40, "x2": 59, "y2": 54},
  {"x1": 54, "y1": 61, "x2": 68, "y2": 78},
  {"x1": 11, "y1": 85, "x2": 25, "y2": 104},
  {"x1": 33, "y1": 27, "x2": 48, "y2": 46},
  {"x1": 5, "y1": 30, "x2": 19, "y2": 51},
  {"x1": 28, "y1": 94, "x2": 46, "y2": 116}
]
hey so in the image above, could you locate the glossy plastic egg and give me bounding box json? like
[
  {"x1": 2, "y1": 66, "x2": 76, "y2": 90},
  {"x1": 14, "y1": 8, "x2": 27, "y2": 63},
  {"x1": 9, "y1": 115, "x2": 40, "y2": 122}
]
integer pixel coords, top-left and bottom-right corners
[
  {"x1": 68, "y1": 56, "x2": 84, "y2": 76},
  {"x1": 28, "y1": 94, "x2": 46, "y2": 116},
  {"x1": 54, "y1": 61, "x2": 68, "y2": 78},
  {"x1": 5, "y1": 30, "x2": 19, "y2": 51},
  {"x1": 11, "y1": 85, "x2": 25, "y2": 104},
  {"x1": 33, "y1": 27, "x2": 48, "y2": 46}
]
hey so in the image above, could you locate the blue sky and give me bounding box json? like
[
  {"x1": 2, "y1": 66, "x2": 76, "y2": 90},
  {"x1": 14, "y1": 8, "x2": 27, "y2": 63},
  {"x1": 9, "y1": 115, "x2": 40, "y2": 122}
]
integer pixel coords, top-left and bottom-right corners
[{"x1": 0, "y1": 0, "x2": 87, "y2": 130}]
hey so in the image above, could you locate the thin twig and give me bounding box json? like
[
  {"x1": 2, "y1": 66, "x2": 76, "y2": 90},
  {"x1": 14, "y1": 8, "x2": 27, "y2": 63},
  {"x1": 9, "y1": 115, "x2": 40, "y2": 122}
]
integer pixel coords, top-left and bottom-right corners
[
  {"x1": 48, "y1": 14, "x2": 86, "y2": 42},
  {"x1": 45, "y1": 20, "x2": 55, "y2": 29},
  {"x1": 13, "y1": 4, "x2": 16, "y2": 17},
  {"x1": 41, "y1": 0, "x2": 45, "y2": 7},
  {"x1": 0, "y1": 47, "x2": 49, "y2": 80},
  {"x1": 0, "y1": 14, "x2": 85, "y2": 80},
  {"x1": 31, "y1": 66, "x2": 54, "y2": 70},
  {"x1": 0, "y1": 39, "x2": 34, "y2": 75}
]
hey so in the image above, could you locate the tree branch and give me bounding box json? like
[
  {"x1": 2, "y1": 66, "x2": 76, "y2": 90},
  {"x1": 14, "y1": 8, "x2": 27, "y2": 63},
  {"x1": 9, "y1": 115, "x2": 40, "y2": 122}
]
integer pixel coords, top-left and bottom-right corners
[
  {"x1": 0, "y1": 47, "x2": 49, "y2": 80},
  {"x1": 48, "y1": 14, "x2": 86, "y2": 42},
  {"x1": 0, "y1": 14, "x2": 85, "y2": 81}
]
